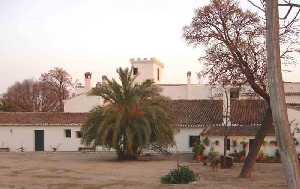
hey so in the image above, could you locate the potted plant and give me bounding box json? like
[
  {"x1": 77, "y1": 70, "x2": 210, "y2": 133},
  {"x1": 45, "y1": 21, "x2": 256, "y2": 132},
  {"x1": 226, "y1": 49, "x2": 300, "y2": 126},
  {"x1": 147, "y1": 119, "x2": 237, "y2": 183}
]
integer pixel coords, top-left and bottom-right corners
[
  {"x1": 203, "y1": 137, "x2": 210, "y2": 146},
  {"x1": 192, "y1": 143, "x2": 205, "y2": 161},
  {"x1": 239, "y1": 150, "x2": 246, "y2": 161}
]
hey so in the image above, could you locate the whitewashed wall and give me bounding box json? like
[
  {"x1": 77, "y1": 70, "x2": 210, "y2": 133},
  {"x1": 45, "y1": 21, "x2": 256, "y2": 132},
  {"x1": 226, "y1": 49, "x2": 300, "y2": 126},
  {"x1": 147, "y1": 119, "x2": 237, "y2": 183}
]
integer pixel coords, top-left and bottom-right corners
[
  {"x1": 174, "y1": 128, "x2": 204, "y2": 152},
  {"x1": 284, "y1": 82, "x2": 300, "y2": 93},
  {"x1": 0, "y1": 126, "x2": 83, "y2": 152},
  {"x1": 160, "y1": 84, "x2": 212, "y2": 100},
  {"x1": 64, "y1": 94, "x2": 101, "y2": 113},
  {"x1": 173, "y1": 108, "x2": 300, "y2": 156}
]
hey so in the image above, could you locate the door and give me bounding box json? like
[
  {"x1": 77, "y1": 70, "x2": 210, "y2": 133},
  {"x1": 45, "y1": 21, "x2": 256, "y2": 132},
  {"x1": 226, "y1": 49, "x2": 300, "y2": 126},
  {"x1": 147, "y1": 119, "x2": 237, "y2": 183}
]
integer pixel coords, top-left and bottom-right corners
[{"x1": 34, "y1": 130, "x2": 44, "y2": 151}]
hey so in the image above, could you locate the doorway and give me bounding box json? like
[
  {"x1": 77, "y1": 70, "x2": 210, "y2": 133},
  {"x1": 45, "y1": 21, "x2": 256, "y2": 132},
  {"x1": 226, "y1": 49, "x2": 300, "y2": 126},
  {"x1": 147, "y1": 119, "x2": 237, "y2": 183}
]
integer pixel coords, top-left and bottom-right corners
[{"x1": 34, "y1": 130, "x2": 44, "y2": 151}]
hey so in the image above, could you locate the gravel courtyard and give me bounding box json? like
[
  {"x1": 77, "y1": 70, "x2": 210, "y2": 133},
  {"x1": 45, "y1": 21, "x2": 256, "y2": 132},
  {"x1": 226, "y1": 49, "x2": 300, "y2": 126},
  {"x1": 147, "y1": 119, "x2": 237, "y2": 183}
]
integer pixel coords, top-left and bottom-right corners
[{"x1": 0, "y1": 152, "x2": 287, "y2": 189}]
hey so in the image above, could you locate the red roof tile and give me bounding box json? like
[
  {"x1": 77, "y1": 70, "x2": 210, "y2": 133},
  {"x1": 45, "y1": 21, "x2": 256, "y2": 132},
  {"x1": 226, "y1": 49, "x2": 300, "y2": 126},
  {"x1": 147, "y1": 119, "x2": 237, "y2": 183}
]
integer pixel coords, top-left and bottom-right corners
[
  {"x1": 230, "y1": 100, "x2": 268, "y2": 125},
  {"x1": 202, "y1": 126, "x2": 275, "y2": 136},
  {"x1": 0, "y1": 112, "x2": 89, "y2": 125},
  {"x1": 170, "y1": 100, "x2": 223, "y2": 127},
  {"x1": 0, "y1": 100, "x2": 269, "y2": 130}
]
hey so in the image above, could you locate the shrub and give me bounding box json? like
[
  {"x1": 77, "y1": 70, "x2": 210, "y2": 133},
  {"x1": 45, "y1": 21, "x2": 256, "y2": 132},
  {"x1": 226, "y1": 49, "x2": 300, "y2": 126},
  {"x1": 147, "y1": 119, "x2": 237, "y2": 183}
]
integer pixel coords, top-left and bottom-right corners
[
  {"x1": 161, "y1": 166, "x2": 197, "y2": 184},
  {"x1": 203, "y1": 137, "x2": 210, "y2": 146},
  {"x1": 192, "y1": 143, "x2": 205, "y2": 157},
  {"x1": 208, "y1": 147, "x2": 219, "y2": 159}
]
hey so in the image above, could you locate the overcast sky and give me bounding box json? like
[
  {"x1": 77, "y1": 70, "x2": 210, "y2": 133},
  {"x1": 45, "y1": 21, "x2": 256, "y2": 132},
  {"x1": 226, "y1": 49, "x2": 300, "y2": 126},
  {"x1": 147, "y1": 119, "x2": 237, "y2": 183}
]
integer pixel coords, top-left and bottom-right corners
[{"x1": 0, "y1": 0, "x2": 299, "y2": 93}]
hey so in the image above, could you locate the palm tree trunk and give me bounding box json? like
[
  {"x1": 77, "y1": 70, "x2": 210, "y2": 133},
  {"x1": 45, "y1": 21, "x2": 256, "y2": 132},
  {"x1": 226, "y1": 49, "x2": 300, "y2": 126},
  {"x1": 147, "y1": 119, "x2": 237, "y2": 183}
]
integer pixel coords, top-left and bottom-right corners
[{"x1": 266, "y1": 1, "x2": 300, "y2": 188}]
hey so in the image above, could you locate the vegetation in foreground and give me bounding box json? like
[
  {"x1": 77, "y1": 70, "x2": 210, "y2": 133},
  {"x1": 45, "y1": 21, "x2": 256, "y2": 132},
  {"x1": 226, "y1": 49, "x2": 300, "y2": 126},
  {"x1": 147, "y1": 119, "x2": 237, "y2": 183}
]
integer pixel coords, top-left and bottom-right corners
[{"x1": 161, "y1": 165, "x2": 197, "y2": 184}]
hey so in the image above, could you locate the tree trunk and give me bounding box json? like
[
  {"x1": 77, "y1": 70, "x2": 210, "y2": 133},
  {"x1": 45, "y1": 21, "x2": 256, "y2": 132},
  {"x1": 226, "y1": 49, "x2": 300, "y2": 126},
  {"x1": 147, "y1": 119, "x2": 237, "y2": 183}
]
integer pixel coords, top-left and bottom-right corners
[
  {"x1": 266, "y1": 1, "x2": 300, "y2": 188},
  {"x1": 223, "y1": 136, "x2": 227, "y2": 167},
  {"x1": 239, "y1": 107, "x2": 272, "y2": 178}
]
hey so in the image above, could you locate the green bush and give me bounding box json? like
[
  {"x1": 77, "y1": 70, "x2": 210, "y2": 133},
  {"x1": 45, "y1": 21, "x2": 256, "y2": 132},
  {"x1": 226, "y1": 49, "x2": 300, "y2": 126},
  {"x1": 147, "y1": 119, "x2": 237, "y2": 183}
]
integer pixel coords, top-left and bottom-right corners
[
  {"x1": 161, "y1": 166, "x2": 197, "y2": 184},
  {"x1": 208, "y1": 147, "x2": 219, "y2": 159},
  {"x1": 192, "y1": 143, "x2": 205, "y2": 157},
  {"x1": 203, "y1": 137, "x2": 210, "y2": 146}
]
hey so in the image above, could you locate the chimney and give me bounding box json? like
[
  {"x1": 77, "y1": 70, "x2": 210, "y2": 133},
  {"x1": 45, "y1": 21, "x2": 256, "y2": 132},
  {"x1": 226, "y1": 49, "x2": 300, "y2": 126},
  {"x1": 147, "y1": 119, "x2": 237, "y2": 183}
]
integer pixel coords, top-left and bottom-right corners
[
  {"x1": 223, "y1": 86, "x2": 231, "y2": 126},
  {"x1": 187, "y1": 71, "x2": 191, "y2": 84},
  {"x1": 96, "y1": 82, "x2": 101, "y2": 88},
  {"x1": 84, "y1": 72, "x2": 92, "y2": 91},
  {"x1": 187, "y1": 71, "x2": 192, "y2": 99},
  {"x1": 101, "y1": 75, "x2": 108, "y2": 85}
]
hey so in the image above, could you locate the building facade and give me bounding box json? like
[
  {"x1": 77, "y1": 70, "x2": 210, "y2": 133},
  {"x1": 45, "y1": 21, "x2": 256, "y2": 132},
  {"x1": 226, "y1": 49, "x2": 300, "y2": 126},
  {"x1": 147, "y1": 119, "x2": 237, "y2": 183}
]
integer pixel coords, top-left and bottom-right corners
[{"x1": 1, "y1": 57, "x2": 300, "y2": 155}]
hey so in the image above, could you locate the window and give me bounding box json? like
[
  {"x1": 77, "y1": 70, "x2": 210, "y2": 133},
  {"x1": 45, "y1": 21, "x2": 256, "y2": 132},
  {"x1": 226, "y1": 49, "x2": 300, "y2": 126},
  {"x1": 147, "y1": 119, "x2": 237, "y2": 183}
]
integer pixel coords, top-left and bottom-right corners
[
  {"x1": 230, "y1": 88, "x2": 240, "y2": 99},
  {"x1": 76, "y1": 131, "x2": 82, "y2": 138},
  {"x1": 133, "y1": 67, "x2": 138, "y2": 75},
  {"x1": 157, "y1": 68, "x2": 160, "y2": 81},
  {"x1": 189, "y1": 136, "x2": 200, "y2": 147},
  {"x1": 65, "y1": 129, "x2": 71, "y2": 138},
  {"x1": 226, "y1": 139, "x2": 231, "y2": 151}
]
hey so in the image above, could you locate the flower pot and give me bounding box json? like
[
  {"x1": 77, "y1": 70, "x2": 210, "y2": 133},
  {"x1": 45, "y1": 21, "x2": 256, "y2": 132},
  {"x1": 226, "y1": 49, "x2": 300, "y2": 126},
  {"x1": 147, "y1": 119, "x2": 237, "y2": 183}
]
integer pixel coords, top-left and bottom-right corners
[
  {"x1": 240, "y1": 155, "x2": 245, "y2": 161},
  {"x1": 196, "y1": 155, "x2": 203, "y2": 161}
]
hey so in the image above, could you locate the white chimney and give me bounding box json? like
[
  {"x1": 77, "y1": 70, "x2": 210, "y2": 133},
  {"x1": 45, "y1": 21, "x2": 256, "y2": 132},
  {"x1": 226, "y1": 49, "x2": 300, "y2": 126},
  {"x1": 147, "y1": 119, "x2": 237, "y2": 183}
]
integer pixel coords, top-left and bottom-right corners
[
  {"x1": 187, "y1": 71, "x2": 192, "y2": 99},
  {"x1": 223, "y1": 86, "x2": 231, "y2": 126},
  {"x1": 101, "y1": 75, "x2": 107, "y2": 85},
  {"x1": 187, "y1": 71, "x2": 191, "y2": 84},
  {"x1": 84, "y1": 72, "x2": 92, "y2": 91}
]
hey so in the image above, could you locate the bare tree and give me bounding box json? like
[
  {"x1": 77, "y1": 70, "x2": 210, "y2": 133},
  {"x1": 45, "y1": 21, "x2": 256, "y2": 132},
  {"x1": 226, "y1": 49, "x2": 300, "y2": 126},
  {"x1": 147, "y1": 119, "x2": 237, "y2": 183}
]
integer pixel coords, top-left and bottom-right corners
[
  {"x1": 2, "y1": 79, "x2": 62, "y2": 112},
  {"x1": 2, "y1": 79, "x2": 36, "y2": 112},
  {"x1": 183, "y1": 0, "x2": 299, "y2": 177},
  {"x1": 40, "y1": 67, "x2": 72, "y2": 112},
  {"x1": 2, "y1": 67, "x2": 72, "y2": 112}
]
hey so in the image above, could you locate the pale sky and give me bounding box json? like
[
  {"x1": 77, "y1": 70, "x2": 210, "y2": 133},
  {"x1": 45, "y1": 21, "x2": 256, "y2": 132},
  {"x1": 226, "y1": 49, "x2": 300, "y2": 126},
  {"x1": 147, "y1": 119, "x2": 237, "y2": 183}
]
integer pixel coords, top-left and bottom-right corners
[{"x1": 0, "y1": 0, "x2": 299, "y2": 93}]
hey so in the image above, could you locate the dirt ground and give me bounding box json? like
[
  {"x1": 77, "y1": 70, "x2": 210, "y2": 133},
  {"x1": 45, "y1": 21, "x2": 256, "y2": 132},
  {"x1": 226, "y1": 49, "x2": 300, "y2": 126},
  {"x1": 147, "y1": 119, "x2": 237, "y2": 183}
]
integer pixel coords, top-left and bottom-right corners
[{"x1": 0, "y1": 152, "x2": 287, "y2": 189}]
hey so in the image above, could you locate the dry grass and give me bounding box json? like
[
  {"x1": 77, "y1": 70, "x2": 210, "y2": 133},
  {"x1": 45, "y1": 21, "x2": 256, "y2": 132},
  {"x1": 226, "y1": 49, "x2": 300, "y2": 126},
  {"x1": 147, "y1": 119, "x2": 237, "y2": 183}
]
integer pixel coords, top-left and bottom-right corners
[{"x1": 0, "y1": 152, "x2": 287, "y2": 189}]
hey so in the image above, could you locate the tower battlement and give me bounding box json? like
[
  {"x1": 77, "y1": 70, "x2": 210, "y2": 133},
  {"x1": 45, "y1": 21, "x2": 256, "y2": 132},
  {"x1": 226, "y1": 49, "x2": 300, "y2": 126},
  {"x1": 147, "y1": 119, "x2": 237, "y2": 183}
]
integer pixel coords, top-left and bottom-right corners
[
  {"x1": 130, "y1": 57, "x2": 164, "y2": 68},
  {"x1": 129, "y1": 57, "x2": 164, "y2": 83}
]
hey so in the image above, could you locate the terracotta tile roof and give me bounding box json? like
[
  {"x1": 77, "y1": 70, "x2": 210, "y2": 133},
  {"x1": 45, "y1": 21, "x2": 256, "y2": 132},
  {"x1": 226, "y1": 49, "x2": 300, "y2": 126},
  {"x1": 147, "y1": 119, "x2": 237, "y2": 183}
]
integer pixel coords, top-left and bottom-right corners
[
  {"x1": 287, "y1": 103, "x2": 300, "y2": 111},
  {"x1": 169, "y1": 99, "x2": 268, "y2": 128},
  {"x1": 0, "y1": 112, "x2": 89, "y2": 125},
  {"x1": 285, "y1": 92, "x2": 300, "y2": 96},
  {"x1": 202, "y1": 126, "x2": 275, "y2": 136},
  {"x1": 170, "y1": 100, "x2": 223, "y2": 127},
  {"x1": 0, "y1": 100, "x2": 270, "y2": 131},
  {"x1": 230, "y1": 100, "x2": 268, "y2": 125}
]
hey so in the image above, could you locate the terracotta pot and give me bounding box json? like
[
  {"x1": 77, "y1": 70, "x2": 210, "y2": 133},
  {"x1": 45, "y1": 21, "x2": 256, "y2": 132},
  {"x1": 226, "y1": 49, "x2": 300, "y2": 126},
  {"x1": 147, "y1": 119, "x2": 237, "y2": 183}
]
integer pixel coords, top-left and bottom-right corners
[
  {"x1": 240, "y1": 155, "x2": 245, "y2": 161},
  {"x1": 196, "y1": 155, "x2": 203, "y2": 161}
]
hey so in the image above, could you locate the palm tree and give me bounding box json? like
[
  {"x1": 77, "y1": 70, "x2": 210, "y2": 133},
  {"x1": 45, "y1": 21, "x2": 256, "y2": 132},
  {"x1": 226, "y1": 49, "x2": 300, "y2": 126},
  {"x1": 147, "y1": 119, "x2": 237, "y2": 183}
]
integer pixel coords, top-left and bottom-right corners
[{"x1": 81, "y1": 67, "x2": 174, "y2": 160}]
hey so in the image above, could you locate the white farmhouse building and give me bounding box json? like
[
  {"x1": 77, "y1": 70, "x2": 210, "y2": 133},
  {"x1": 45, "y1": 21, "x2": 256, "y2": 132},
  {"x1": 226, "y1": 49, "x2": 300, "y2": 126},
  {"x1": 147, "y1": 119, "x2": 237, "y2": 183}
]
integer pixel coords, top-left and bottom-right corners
[
  {"x1": 1, "y1": 57, "x2": 300, "y2": 155},
  {"x1": 0, "y1": 113, "x2": 88, "y2": 151}
]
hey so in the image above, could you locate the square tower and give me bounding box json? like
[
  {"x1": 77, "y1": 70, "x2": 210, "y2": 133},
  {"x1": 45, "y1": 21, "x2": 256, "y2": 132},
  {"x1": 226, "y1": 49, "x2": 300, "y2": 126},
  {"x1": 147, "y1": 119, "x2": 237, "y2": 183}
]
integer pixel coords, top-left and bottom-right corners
[{"x1": 130, "y1": 57, "x2": 164, "y2": 83}]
